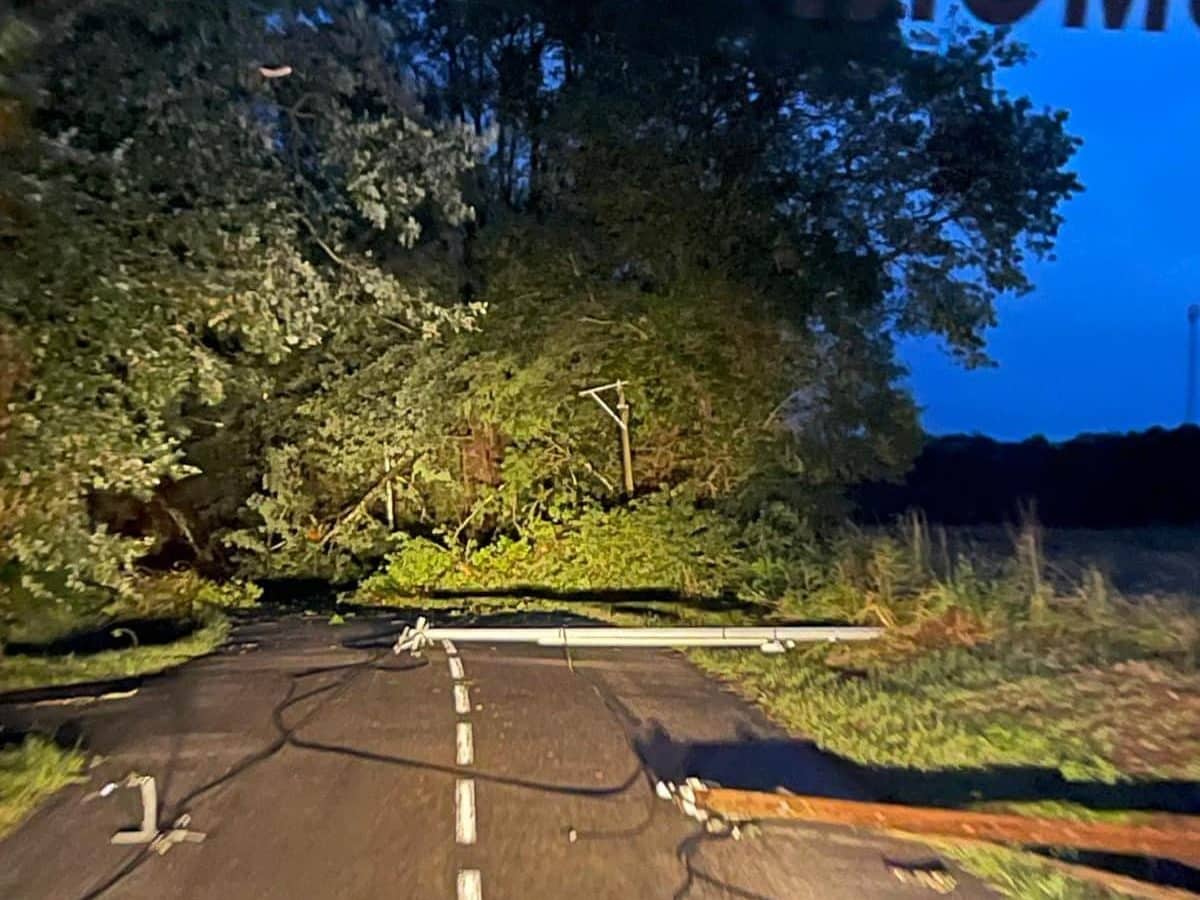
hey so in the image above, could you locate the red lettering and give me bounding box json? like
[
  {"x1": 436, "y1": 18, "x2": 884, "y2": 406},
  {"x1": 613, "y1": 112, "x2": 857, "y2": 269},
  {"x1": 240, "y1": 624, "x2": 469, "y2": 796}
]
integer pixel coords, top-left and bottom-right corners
[
  {"x1": 963, "y1": 0, "x2": 1041, "y2": 24},
  {"x1": 1064, "y1": 0, "x2": 1166, "y2": 29}
]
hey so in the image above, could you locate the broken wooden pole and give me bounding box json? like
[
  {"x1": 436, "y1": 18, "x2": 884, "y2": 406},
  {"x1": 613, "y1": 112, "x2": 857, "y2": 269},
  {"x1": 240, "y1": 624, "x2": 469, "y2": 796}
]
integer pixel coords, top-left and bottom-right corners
[{"x1": 695, "y1": 788, "x2": 1200, "y2": 869}]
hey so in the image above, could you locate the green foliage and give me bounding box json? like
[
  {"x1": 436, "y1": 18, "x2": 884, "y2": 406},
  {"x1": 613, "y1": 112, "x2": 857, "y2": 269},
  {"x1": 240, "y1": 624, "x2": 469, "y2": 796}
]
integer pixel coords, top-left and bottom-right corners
[
  {"x1": 2, "y1": 1, "x2": 1080, "y2": 633},
  {"x1": 365, "y1": 494, "x2": 753, "y2": 599},
  {"x1": 412, "y1": 0, "x2": 1080, "y2": 359},
  {"x1": 0, "y1": 1, "x2": 484, "y2": 612},
  {"x1": 0, "y1": 614, "x2": 229, "y2": 693},
  {"x1": 1, "y1": 565, "x2": 250, "y2": 649},
  {"x1": 188, "y1": 575, "x2": 262, "y2": 611},
  {"x1": 249, "y1": 4, "x2": 1077, "y2": 580},
  {"x1": 0, "y1": 736, "x2": 86, "y2": 839},
  {"x1": 254, "y1": 231, "x2": 921, "y2": 579}
]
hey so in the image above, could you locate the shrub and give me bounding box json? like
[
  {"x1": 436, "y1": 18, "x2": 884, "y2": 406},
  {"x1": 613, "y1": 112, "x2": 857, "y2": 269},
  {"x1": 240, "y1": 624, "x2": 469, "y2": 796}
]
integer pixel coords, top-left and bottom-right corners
[{"x1": 364, "y1": 494, "x2": 755, "y2": 601}]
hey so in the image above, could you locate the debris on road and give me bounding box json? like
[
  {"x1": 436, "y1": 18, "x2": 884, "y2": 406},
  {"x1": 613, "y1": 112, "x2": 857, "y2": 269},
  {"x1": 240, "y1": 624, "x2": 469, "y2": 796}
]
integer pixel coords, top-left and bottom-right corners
[
  {"x1": 101, "y1": 774, "x2": 206, "y2": 855},
  {"x1": 887, "y1": 861, "x2": 957, "y2": 895}
]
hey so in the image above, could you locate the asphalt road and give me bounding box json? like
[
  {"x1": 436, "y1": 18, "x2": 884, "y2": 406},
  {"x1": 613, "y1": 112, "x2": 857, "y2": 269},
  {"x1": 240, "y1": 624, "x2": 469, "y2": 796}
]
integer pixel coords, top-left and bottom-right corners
[{"x1": 0, "y1": 612, "x2": 995, "y2": 899}]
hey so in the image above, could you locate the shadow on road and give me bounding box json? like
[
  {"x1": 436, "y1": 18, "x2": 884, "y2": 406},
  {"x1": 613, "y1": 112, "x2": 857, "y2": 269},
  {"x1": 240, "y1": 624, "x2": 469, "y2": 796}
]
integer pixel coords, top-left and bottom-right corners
[{"x1": 634, "y1": 720, "x2": 1200, "y2": 812}]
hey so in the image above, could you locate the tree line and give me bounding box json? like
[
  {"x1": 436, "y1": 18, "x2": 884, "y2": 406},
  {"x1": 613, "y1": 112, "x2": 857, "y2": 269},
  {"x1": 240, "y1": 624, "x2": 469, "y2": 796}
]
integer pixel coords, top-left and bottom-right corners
[{"x1": 855, "y1": 426, "x2": 1200, "y2": 527}]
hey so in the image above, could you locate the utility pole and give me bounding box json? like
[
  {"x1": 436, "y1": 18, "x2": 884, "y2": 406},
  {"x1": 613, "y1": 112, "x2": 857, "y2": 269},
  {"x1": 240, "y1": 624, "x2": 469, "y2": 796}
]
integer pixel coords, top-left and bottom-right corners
[
  {"x1": 1189, "y1": 305, "x2": 1199, "y2": 425},
  {"x1": 615, "y1": 382, "x2": 634, "y2": 495},
  {"x1": 578, "y1": 380, "x2": 635, "y2": 496},
  {"x1": 383, "y1": 450, "x2": 396, "y2": 531}
]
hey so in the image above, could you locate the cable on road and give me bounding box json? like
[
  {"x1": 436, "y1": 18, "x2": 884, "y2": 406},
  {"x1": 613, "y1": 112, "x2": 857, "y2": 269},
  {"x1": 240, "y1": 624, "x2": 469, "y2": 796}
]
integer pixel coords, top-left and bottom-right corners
[
  {"x1": 562, "y1": 653, "x2": 790, "y2": 898},
  {"x1": 671, "y1": 828, "x2": 775, "y2": 900},
  {"x1": 554, "y1": 659, "x2": 666, "y2": 842},
  {"x1": 76, "y1": 622, "x2": 763, "y2": 900},
  {"x1": 77, "y1": 647, "x2": 422, "y2": 900},
  {"x1": 287, "y1": 734, "x2": 647, "y2": 797},
  {"x1": 75, "y1": 631, "x2": 653, "y2": 899}
]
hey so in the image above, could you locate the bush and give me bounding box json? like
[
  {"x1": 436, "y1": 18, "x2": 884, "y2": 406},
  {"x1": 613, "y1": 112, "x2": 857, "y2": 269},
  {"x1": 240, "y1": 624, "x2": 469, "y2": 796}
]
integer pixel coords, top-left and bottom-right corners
[{"x1": 364, "y1": 494, "x2": 756, "y2": 601}]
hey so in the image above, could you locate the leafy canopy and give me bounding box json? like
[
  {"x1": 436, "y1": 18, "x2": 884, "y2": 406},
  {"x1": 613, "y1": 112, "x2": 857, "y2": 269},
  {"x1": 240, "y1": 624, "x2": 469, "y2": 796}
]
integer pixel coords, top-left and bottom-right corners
[{"x1": 0, "y1": 0, "x2": 1080, "y2": 602}]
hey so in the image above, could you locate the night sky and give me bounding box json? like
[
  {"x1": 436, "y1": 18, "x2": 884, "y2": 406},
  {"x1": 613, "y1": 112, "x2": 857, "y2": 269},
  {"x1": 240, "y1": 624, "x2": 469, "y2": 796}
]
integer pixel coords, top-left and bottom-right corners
[{"x1": 900, "y1": 3, "x2": 1200, "y2": 440}]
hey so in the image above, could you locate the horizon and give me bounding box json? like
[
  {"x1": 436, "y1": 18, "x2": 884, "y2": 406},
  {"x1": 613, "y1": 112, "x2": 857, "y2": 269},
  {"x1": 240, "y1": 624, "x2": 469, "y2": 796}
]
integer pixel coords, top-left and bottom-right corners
[{"x1": 919, "y1": 420, "x2": 1200, "y2": 444}]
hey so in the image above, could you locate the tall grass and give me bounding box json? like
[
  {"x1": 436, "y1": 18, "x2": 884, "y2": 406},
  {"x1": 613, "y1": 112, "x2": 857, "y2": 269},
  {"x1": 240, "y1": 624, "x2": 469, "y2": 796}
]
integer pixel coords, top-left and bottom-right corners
[{"x1": 785, "y1": 509, "x2": 1196, "y2": 661}]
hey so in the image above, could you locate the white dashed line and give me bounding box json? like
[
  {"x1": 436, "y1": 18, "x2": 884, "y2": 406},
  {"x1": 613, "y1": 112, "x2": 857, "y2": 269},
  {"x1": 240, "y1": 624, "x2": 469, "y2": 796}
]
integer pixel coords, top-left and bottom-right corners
[
  {"x1": 454, "y1": 683, "x2": 471, "y2": 715},
  {"x1": 456, "y1": 722, "x2": 474, "y2": 766},
  {"x1": 455, "y1": 779, "x2": 477, "y2": 844},
  {"x1": 448, "y1": 640, "x2": 477, "y2": 899},
  {"x1": 457, "y1": 869, "x2": 482, "y2": 900}
]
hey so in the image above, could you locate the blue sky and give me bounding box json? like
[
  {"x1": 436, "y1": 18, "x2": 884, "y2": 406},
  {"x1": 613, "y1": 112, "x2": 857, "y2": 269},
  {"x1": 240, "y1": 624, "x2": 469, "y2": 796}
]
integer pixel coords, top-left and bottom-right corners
[{"x1": 900, "y1": 2, "x2": 1200, "y2": 440}]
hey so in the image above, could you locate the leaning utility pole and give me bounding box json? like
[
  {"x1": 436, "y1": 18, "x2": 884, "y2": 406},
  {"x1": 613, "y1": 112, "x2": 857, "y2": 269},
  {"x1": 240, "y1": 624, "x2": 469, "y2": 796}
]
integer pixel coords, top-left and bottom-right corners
[
  {"x1": 383, "y1": 450, "x2": 396, "y2": 531},
  {"x1": 578, "y1": 380, "x2": 635, "y2": 495}
]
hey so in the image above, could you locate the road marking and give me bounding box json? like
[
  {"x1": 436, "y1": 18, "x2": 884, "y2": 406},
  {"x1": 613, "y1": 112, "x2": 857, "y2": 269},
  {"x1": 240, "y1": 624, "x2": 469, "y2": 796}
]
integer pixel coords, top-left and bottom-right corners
[
  {"x1": 457, "y1": 869, "x2": 482, "y2": 900},
  {"x1": 456, "y1": 779, "x2": 477, "y2": 844},
  {"x1": 456, "y1": 722, "x2": 474, "y2": 766},
  {"x1": 454, "y1": 683, "x2": 471, "y2": 715},
  {"x1": 448, "y1": 642, "x2": 477, "y2": 900}
]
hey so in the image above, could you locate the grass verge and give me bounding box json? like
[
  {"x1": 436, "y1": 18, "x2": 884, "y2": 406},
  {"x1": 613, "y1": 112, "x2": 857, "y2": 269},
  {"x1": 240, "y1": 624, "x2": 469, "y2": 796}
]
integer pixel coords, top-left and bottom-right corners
[
  {"x1": 940, "y1": 843, "x2": 1116, "y2": 900},
  {"x1": 0, "y1": 614, "x2": 229, "y2": 694},
  {"x1": 688, "y1": 633, "x2": 1200, "y2": 784},
  {"x1": 0, "y1": 736, "x2": 86, "y2": 839}
]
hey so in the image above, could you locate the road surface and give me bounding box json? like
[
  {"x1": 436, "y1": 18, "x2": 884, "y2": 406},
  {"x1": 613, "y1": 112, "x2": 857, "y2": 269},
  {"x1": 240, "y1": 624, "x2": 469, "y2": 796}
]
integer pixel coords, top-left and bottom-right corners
[{"x1": 0, "y1": 611, "x2": 995, "y2": 899}]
